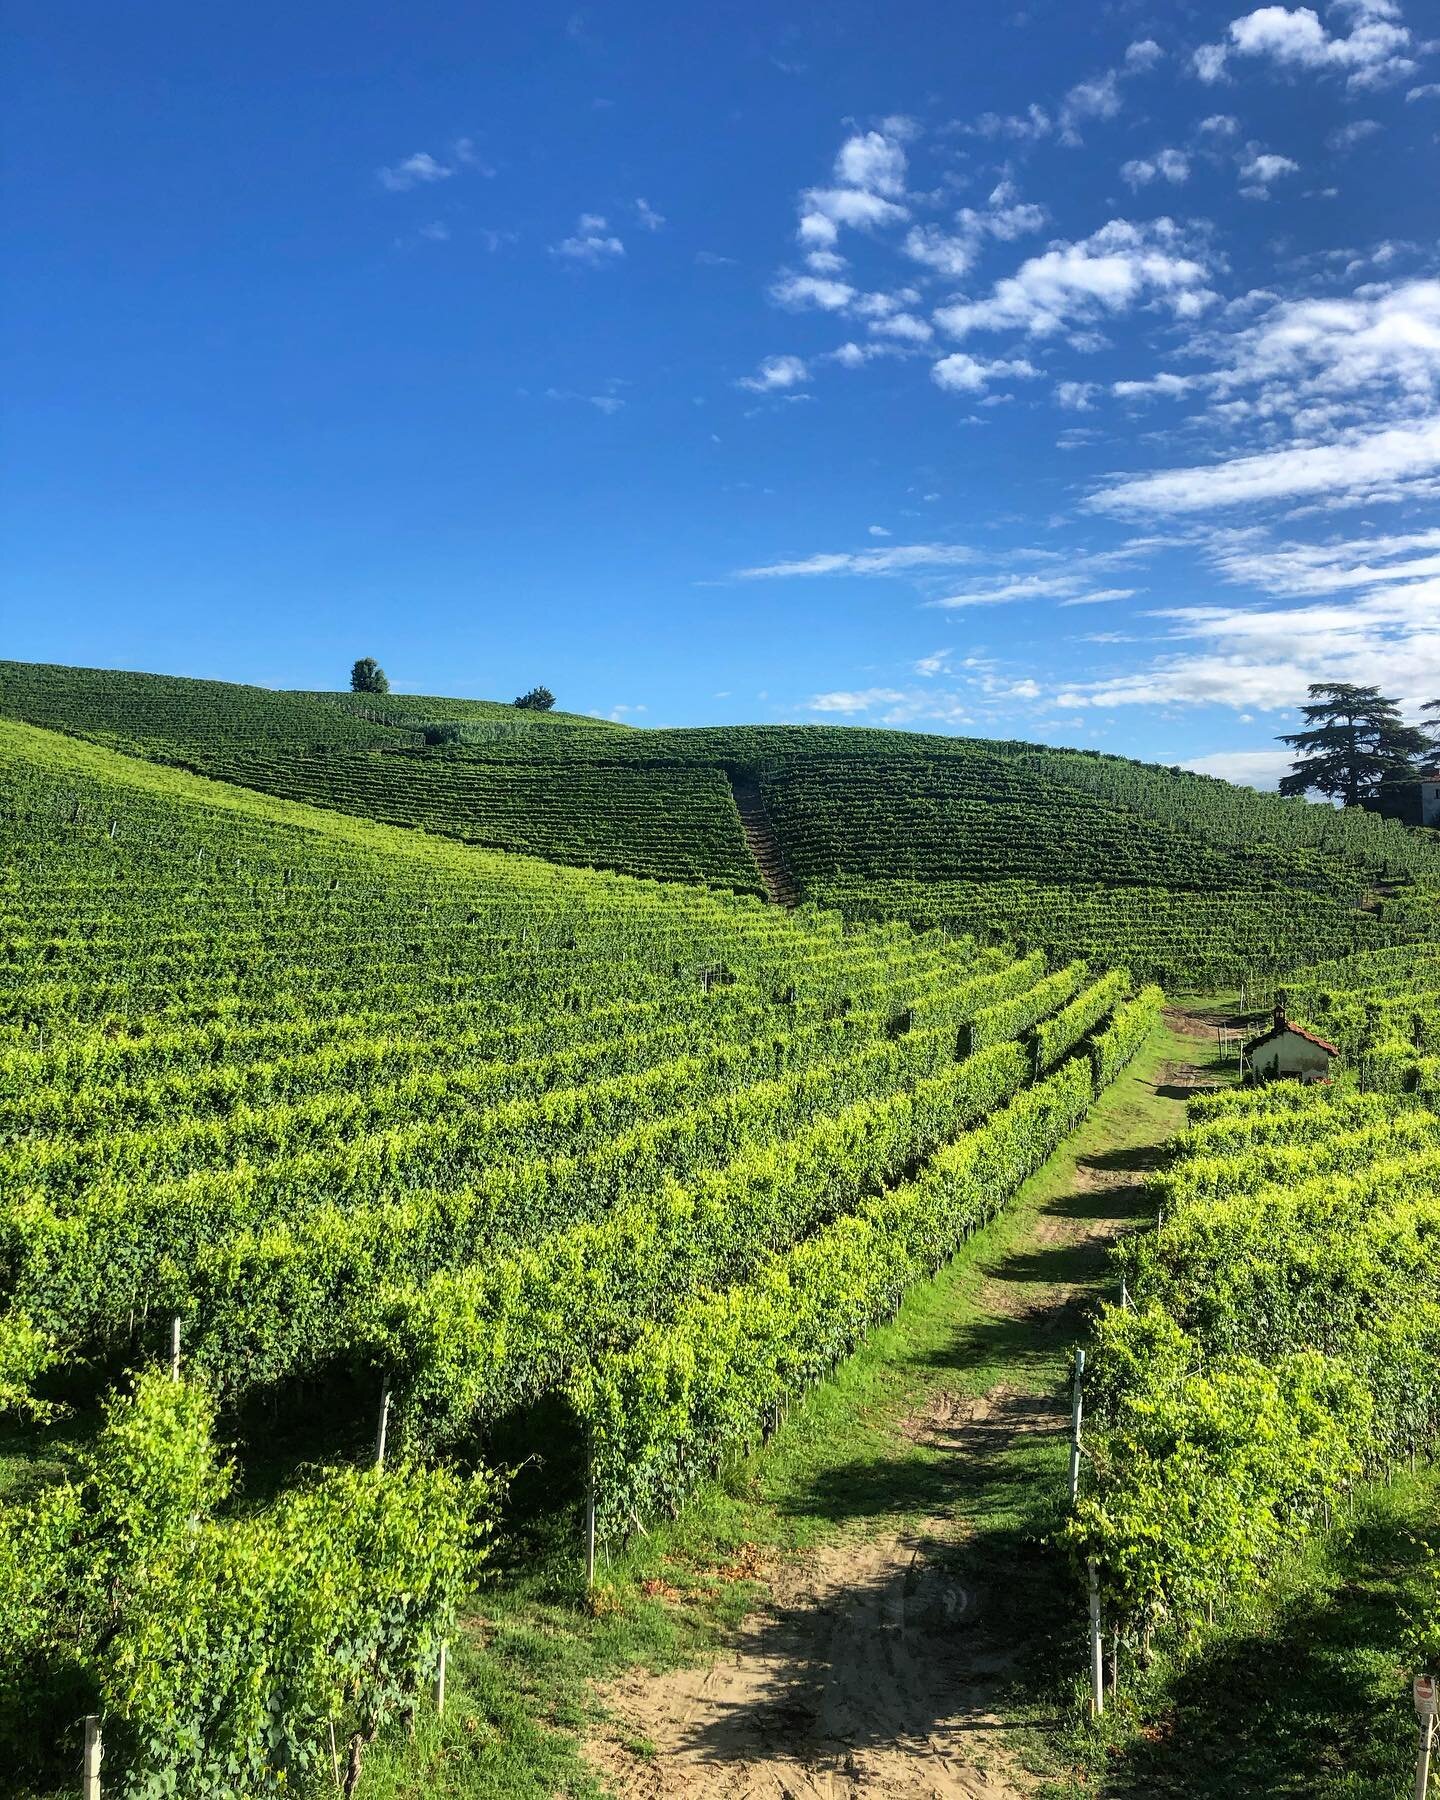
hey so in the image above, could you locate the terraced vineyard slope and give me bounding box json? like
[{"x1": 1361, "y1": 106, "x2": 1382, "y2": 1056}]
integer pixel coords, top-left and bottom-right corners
[
  {"x1": 0, "y1": 715, "x2": 1158, "y2": 1792},
  {"x1": 4, "y1": 658, "x2": 1438, "y2": 984}
]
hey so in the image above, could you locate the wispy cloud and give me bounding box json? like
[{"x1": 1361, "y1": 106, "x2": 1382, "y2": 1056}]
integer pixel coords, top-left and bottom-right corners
[{"x1": 736, "y1": 354, "x2": 811, "y2": 393}]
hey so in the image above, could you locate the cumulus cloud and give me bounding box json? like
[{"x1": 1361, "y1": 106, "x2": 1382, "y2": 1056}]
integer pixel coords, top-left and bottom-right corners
[
  {"x1": 933, "y1": 218, "x2": 1212, "y2": 341},
  {"x1": 834, "y1": 130, "x2": 909, "y2": 196},
  {"x1": 771, "y1": 272, "x2": 856, "y2": 311},
  {"x1": 1197, "y1": 0, "x2": 1418, "y2": 91},
  {"x1": 1239, "y1": 147, "x2": 1301, "y2": 194},
  {"x1": 1121, "y1": 148, "x2": 1191, "y2": 187},
  {"x1": 378, "y1": 151, "x2": 454, "y2": 192},
  {"x1": 1125, "y1": 38, "x2": 1165, "y2": 70},
  {"x1": 931, "y1": 351, "x2": 1040, "y2": 393},
  {"x1": 551, "y1": 213, "x2": 625, "y2": 263},
  {"x1": 737, "y1": 354, "x2": 810, "y2": 393},
  {"x1": 902, "y1": 181, "x2": 1047, "y2": 279},
  {"x1": 1058, "y1": 70, "x2": 1123, "y2": 143}
]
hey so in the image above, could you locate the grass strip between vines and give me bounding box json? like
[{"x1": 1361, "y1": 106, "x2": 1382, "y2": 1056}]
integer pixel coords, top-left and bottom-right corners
[{"x1": 361, "y1": 1019, "x2": 1203, "y2": 1798}]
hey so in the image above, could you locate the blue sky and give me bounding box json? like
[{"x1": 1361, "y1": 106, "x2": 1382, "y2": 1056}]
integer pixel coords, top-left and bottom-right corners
[{"x1": 5, "y1": 0, "x2": 1439, "y2": 783}]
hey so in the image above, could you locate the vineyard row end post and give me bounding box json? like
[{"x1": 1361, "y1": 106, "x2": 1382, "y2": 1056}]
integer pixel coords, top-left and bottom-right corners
[
  {"x1": 1068, "y1": 1347, "x2": 1085, "y2": 1506},
  {"x1": 83, "y1": 1715, "x2": 102, "y2": 1800}
]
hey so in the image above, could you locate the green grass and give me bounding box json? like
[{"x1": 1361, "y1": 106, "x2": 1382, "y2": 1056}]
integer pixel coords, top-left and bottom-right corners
[
  {"x1": 1037, "y1": 1470, "x2": 1440, "y2": 1799},
  {"x1": 361, "y1": 1023, "x2": 1199, "y2": 1798}
]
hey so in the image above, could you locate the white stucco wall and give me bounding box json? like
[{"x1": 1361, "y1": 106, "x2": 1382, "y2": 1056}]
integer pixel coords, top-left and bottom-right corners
[
  {"x1": 1250, "y1": 1029, "x2": 1336, "y2": 1081},
  {"x1": 1422, "y1": 782, "x2": 1440, "y2": 829}
]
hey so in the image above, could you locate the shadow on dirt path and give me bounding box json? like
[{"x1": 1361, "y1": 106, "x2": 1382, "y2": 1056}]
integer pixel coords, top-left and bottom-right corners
[{"x1": 586, "y1": 1027, "x2": 1213, "y2": 1798}]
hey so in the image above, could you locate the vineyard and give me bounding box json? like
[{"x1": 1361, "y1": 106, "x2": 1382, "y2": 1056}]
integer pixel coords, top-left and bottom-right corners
[
  {"x1": 1066, "y1": 925, "x2": 1440, "y2": 1773},
  {"x1": 4, "y1": 660, "x2": 1439, "y2": 988},
  {"x1": 4, "y1": 659, "x2": 1440, "y2": 1795},
  {"x1": 0, "y1": 713, "x2": 1161, "y2": 1794}
]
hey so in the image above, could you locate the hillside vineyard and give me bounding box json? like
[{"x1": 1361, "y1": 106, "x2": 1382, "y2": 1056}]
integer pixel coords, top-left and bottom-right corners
[
  {"x1": 3, "y1": 662, "x2": 1440, "y2": 1793},
  {"x1": 0, "y1": 707, "x2": 1163, "y2": 1787}
]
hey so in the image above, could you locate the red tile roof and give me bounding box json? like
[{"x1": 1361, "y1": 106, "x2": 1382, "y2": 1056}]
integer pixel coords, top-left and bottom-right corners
[{"x1": 1243, "y1": 1018, "x2": 1341, "y2": 1058}]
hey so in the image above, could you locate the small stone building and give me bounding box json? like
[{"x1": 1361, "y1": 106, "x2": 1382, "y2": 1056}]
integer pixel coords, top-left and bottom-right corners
[
  {"x1": 1371, "y1": 769, "x2": 1440, "y2": 829},
  {"x1": 1242, "y1": 1011, "x2": 1340, "y2": 1084}
]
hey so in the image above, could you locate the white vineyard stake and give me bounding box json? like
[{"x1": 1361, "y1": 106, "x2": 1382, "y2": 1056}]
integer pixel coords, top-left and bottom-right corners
[
  {"x1": 584, "y1": 1462, "x2": 597, "y2": 1589},
  {"x1": 1068, "y1": 1347, "x2": 1085, "y2": 1506},
  {"x1": 435, "y1": 1640, "x2": 448, "y2": 1716},
  {"x1": 170, "y1": 1316, "x2": 181, "y2": 1382},
  {"x1": 374, "y1": 1380, "x2": 391, "y2": 1470},
  {"x1": 1087, "y1": 1560, "x2": 1105, "y2": 1718},
  {"x1": 83, "y1": 1715, "x2": 102, "y2": 1800}
]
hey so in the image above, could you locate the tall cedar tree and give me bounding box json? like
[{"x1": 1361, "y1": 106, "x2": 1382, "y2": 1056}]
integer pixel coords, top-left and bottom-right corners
[
  {"x1": 350, "y1": 658, "x2": 389, "y2": 695},
  {"x1": 1424, "y1": 699, "x2": 1440, "y2": 754},
  {"x1": 1279, "y1": 682, "x2": 1428, "y2": 805}
]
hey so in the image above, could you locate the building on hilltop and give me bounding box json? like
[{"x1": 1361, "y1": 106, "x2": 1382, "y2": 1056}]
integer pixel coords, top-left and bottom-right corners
[
  {"x1": 1369, "y1": 768, "x2": 1440, "y2": 830},
  {"x1": 1242, "y1": 1008, "x2": 1340, "y2": 1084}
]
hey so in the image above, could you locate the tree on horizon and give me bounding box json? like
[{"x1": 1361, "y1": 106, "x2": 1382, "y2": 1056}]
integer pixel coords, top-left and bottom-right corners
[
  {"x1": 350, "y1": 657, "x2": 390, "y2": 695},
  {"x1": 1278, "y1": 682, "x2": 1428, "y2": 806}
]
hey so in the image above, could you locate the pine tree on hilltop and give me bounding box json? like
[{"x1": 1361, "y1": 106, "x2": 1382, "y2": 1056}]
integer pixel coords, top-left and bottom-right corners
[
  {"x1": 1279, "y1": 682, "x2": 1428, "y2": 806},
  {"x1": 350, "y1": 658, "x2": 390, "y2": 695},
  {"x1": 514, "y1": 686, "x2": 555, "y2": 712},
  {"x1": 1423, "y1": 698, "x2": 1440, "y2": 755}
]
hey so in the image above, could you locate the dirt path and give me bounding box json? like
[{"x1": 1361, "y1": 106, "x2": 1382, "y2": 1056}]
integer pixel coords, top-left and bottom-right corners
[{"x1": 587, "y1": 1027, "x2": 1211, "y2": 1799}]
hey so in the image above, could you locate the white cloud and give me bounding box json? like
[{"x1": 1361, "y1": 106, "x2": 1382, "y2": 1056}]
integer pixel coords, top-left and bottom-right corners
[
  {"x1": 1057, "y1": 580, "x2": 1440, "y2": 714},
  {"x1": 736, "y1": 542, "x2": 978, "y2": 578},
  {"x1": 834, "y1": 130, "x2": 909, "y2": 197},
  {"x1": 928, "y1": 573, "x2": 1101, "y2": 608},
  {"x1": 1112, "y1": 371, "x2": 1198, "y2": 400},
  {"x1": 1091, "y1": 414, "x2": 1440, "y2": 512},
  {"x1": 931, "y1": 351, "x2": 1040, "y2": 394},
  {"x1": 1126, "y1": 38, "x2": 1165, "y2": 70},
  {"x1": 1408, "y1": 82, "x2": 1440, "y2": 99},
  {"x1": 1055, "y1": 379, "x2": 1100, "y2": 409},
  {"x1": 1059, "y1": 70, "x2": 1123, "y2": 143},
  {"x1": 378, "y1": 151, "x2": 454, "y2": 192},
  {"x1": 1180, "y1": 748, "x2": 1296, "y2": 787},
  {"x1": 634, "y1": 197, "x2": 665, "y2": 230},
  {"x1": 1057, "y1": 586, "x2": 1140, "y2": 605},
  {"x1": 1205, "y1": 523, "x2": 1440, "y2": 592},
  {"x1": 771, "y1": 272, "x2": 856, "y2": 311},
  {"x1": 1239, "y1": 147, "x2": 1301, "y2": 194},
  {"x1": 933, "y1": 218, "x2": 1211, "y2": 341},
  {"x1": 800, "y1": 186, "x2": 909, "y2": 234},
  {"x1": 1221, "y1": 1, "x2": 1417, "y2": 89},
  {"x1": 1121, "y1": 148, "x2": 1191, "y2": 186},
  {"x1": 1199, "y1": 112, "x2": 1241, "y2": 133},
  {"x1": 1328, "y1": 117, "x2": 1382, "y2": 148},
  {"x1": 902, "y1": 183, "x2": 1047, "y2": 280},
  {"x1": 914, "y1": 648, "x2": 952, "y2": 675},
  {"x1": 807, "y1": 686, "x2": 910, "y2": 713},
  {"x1": 965, "y1": 104, "x2": 1054, "y2": 141},
  {"x1": 870, "y1": 310, "x2": 934, "y2": 342},
  {"x1": 868, "y1": 524, "x2": 892, "y2": 537},
  {"x1": 737, "y1": 354, "x2": 810, "y2": 393},
  {"x1": 1193, "y1": 42, "x2": 1232, "y2": 81},
  {"x1": 551, "y1": 213, "x2": 625, "y2": 263}
]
